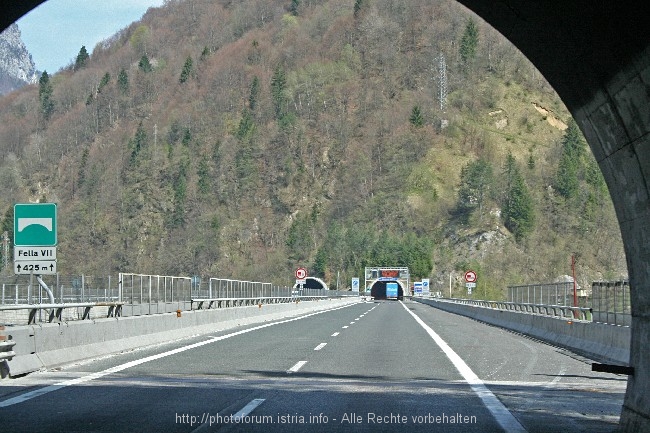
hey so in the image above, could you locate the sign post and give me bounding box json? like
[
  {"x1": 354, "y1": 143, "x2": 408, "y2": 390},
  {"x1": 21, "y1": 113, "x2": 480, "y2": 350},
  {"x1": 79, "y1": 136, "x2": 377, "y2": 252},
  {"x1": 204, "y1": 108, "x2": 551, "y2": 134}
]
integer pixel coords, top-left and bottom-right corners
[
  {"x1": 422, "y1": 278, "x2": 430, "y2": 297},
  {"x1": 295, "y1": 267, "x2": 307, "y2": 292},
  {"x1": 351, "y1": 277, "x2": 359, "y2": 293},
  {"x1": 13, "y1": 203, "x2": 58, "y2": 306},
  {"x1": 13, "y1": 203, "x2": 57, "y2": 275},
  {"x1": 464, "y1": 270, "x2": 477, "y2": 296}
]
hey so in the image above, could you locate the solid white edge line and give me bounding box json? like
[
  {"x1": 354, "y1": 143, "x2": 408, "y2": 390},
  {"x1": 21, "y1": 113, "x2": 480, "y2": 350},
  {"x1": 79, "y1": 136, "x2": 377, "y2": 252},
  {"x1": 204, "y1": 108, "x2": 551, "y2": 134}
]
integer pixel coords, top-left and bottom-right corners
[
  {"x1": 287, "y1": 361, "x2": 308, "y2": 373},
  {"x1": 399, "y1": 301, "x2": 527, "y2": 433},
  {"x1": 0, "y1": 301, "x2": 360, "y2": 408},
  {"x1": 314, "y1": 343, "x2": 327, "y2": 351}
]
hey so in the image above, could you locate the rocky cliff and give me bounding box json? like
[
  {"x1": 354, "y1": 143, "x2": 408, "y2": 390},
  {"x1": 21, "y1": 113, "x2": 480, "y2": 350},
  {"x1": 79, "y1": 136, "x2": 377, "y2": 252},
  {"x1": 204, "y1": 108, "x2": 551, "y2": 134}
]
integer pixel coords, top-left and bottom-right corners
[{"x1": 0, "y1": 23, "x2": 39, "y2": 95}]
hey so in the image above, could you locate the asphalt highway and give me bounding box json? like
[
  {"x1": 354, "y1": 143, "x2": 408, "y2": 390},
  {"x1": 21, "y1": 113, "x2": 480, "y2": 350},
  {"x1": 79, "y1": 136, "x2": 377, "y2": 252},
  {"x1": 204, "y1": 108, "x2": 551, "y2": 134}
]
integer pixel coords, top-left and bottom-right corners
[{"x1": 0, "y1": 299, "x2": 626, "y2": 432}]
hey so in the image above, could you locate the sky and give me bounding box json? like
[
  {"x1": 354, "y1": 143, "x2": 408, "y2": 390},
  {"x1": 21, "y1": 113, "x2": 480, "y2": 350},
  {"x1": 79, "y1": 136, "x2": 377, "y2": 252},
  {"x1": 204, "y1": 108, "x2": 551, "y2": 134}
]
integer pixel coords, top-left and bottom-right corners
[{"x1": 17, "y1": 0, "x2": 166, "y2": 73}]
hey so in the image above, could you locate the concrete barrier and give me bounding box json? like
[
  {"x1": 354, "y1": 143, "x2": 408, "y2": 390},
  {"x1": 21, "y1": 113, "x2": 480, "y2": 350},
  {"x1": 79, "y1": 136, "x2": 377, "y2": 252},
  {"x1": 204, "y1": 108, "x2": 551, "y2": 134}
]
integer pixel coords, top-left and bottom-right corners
[
  {"x1": 413, "y1": 298, "x2": 630, "y2": 365},
  {"x1": 3, "y1": 297, "x2": 359, "y2": 377}
]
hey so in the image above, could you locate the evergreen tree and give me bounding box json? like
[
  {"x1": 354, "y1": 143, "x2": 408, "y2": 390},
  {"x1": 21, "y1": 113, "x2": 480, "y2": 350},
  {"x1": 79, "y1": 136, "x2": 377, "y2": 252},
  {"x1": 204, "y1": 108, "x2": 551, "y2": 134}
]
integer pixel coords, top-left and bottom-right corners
[
  {"x1": 555, "y1": 120, "x2": 585, "y2": 200},
  {"x1": 290, "y1": 0, "x2": 301, "y2": 16},
  {"x1": 200, "y1": 46, "x2": 210, "y2": 61},
  {"x1": 527, "y1": 153, "x2": 536, "y2": 170},
  {"x1": 78, "y1": 147, "x2": 89, "y2": 187},
  {"x1": 502, "y1": 154, "x2": 535, "y2": 241},
  {"x1": 172, "y1": 158, "x2": 189, "y2": 227},
  {"x1": 179, "y1": 56, "x2": 194, "y2": 83},
  {"x1": 271, "y1": 65, "x2": 287, "y2": 120},
  {"x1": 138, "y1": 55, "x2": 153, "y2": 73},
  {"x1": 182, "y1": 128, "x2": 192, "y2": 147},
  {"x1": 75, "y1": 46, "x2": 90, "y2": 70},
  {"x1": 38, "y1": 71, "x2": 54, "y2": 121},
  {"x1": 197, "y1": 156, "x2": 211, "y2": 195},
  {"x1": 353, "y1": 0, "x2": 365, "y2": 19},
  {"x1": 236, "y1": 109, "x2": 256, "y2": 141},
  {"x1": 313, "y1": 247, "x2": 328, "y2": 277},
  {"x1": 409, "y1": 105, "x2": 424, "y2": 128},
  {"x1": 249, "y1": 76, "x2": 260, "y2": 111},
  {"x1": 457, "y1": 158, "x2": 493, "y2": 221},
  {"x1": 118, "y1": 69, "x2": 129, "y2": 94},
  {"x1": 129, "y1": 122, "x2": 148, "y2": 165},
  {"x1": 459, "y1": 18, "x2": 479, "y2": 68},
  {"x1": 98, "y1": 72, "x2": 110, "y2": 93}
]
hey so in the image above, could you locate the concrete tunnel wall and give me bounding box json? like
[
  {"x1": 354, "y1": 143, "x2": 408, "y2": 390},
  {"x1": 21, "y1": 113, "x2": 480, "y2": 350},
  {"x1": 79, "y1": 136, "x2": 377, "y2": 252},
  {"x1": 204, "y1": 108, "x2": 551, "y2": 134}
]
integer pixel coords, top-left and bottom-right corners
[{"x1": 1, "y1": 2, "x2": 649, "y2": 431}]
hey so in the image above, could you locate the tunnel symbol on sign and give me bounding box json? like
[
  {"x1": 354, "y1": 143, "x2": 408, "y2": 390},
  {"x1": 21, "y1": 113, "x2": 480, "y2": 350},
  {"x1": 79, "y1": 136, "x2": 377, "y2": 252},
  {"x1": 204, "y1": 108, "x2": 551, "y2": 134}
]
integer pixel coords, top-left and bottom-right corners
[{"x1": 17, "y1": 218, "x2": 53, "y2": 232}]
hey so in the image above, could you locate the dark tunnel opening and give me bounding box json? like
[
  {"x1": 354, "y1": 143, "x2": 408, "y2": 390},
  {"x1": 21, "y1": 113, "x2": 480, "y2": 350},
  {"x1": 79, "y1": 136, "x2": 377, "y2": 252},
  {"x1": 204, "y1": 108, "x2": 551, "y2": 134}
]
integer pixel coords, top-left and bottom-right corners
[{"x1": 370, "y1": 281, "x2": 404, "y2": 300}]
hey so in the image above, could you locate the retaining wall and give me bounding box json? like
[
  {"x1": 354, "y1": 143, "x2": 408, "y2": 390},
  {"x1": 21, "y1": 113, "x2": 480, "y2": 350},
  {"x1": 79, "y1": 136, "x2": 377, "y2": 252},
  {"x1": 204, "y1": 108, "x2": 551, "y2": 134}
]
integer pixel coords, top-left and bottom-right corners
[
  {"x1": 414, "y1": 298, "x2": 630, "y2": 365},
  {"x1": 2, "y1": 298, "x2": 359, "y2": 377}
]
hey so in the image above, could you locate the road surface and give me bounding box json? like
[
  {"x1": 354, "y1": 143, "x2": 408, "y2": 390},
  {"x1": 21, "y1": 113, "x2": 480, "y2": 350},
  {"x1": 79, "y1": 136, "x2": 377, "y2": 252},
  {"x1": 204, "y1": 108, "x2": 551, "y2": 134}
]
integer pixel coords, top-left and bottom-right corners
[{"x1": 0, "y1": 299, "x2": 626, "y2": 432}]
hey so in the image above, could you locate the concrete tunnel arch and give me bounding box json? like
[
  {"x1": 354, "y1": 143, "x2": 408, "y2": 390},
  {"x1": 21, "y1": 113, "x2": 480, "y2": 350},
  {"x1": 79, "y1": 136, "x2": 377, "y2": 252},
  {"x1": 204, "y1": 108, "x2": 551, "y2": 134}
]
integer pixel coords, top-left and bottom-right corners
[
  {"x1": 2, "y1": 2, "x2": 650, "y2": 431},
  {"x1": 293, "y1": 277, "x2": 329, "y2": 291}
]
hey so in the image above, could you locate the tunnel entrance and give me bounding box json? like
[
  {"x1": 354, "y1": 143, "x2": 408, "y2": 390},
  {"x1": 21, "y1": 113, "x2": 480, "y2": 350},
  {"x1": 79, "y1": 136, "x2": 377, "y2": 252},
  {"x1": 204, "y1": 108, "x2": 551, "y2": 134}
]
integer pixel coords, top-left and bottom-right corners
[
  {"x1": 292, "y1": 277, "x2": 329, "y2": 290},
  {"x1": 369, "y1": 280, "x2": 404, "y2": 300}
]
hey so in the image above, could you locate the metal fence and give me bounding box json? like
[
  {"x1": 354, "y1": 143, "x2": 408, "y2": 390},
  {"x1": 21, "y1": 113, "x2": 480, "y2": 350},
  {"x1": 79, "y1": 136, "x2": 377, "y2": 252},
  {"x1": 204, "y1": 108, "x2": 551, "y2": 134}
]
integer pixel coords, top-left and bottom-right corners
[
  {"x1": 507, "y1": 281, "x2": 587, "y2": 307},
  {"x1": 206, "y1": 278, "x2": 334, "y2": 299},
  {"x1": 591, "y1": 280, "x2": 631, "y2": 326},
  {"x1": 0, "y1": 273, "x2": 357, "y2": 324},
  {"x1": 119, "y1": 273, "x2": 193, "y2": 304},
  {"x1": 437, "y1": 298, "x2": 593, "y2": 321},
  {"x1": 1, "y1": 274, "x2": 116, "y2": 304}
]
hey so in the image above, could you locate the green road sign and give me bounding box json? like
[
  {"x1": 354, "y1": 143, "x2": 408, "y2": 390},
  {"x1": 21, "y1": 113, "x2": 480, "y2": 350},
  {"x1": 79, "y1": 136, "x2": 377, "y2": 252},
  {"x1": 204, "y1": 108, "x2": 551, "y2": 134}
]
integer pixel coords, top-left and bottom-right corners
[{"x1": 14, "y1": 203, "x2": 57, "y2": 246}]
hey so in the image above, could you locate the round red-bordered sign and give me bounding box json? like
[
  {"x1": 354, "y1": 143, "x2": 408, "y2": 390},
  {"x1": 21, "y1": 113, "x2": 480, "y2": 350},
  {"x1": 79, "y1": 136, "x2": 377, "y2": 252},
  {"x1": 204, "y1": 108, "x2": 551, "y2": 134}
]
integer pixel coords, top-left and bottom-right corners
[
  {"x1": 464, "y1": 270, "x2": 477, "y2": 283},
  {"x1": 295, "y1": 267, "x2": 308, "y2": 279}
]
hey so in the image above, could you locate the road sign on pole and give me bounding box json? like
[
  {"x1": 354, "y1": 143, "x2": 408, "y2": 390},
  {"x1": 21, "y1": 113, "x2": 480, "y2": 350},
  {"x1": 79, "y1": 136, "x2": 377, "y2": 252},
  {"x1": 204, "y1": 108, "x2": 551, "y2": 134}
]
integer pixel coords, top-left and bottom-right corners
[
  {"x1": 422, "y1": 278, "x2": 430, "y2": 296},
  {"x1": 464, "y1": 270, "x2": 477, "y2": 283},
  {"x1": 295, "y1": 267, "x2": 307, "y2": 280},
  {"x1": 13, "y1": 203, "x2": 58, "y2": 275},
  {"x1": 14, "y1": 203, "x2": 57, "y2": 246},
  {"x1": 351, "y1": 278, "x2": 359, "y2": 292}
]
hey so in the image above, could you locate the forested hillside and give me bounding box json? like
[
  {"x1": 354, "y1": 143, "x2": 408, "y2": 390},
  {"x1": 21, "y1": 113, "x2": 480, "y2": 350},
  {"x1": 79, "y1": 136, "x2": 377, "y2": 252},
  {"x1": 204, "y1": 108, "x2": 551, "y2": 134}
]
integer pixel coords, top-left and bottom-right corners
[{"x1": 0, "y1": 0, "x2": 626, "y2": 296}]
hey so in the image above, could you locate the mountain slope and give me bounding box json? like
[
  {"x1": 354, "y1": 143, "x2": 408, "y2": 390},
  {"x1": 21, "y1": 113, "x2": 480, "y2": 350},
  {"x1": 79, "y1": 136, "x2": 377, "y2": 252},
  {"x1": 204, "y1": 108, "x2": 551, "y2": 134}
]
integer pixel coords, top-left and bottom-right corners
[
  {"x1": 0, "y1": 23, "x2": 39, "y2": 95},
  {"x1": 0, "y1": 0, "x2": 626, "y2": 296}
]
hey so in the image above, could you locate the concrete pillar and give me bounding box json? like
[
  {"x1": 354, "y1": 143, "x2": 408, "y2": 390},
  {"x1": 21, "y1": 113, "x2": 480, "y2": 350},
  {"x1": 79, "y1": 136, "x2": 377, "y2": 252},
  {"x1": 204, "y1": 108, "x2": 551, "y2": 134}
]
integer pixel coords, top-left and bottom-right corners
[{"x1": 576, "y1": 50, "x2": 650, "y2": 432}]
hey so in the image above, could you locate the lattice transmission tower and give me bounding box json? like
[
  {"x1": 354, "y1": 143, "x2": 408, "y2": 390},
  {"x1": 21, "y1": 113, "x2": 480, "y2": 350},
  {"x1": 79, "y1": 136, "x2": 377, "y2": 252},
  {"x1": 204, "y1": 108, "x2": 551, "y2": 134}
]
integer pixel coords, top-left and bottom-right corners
[{"x1": 437, "y1": 53, "x2": 448, "y2": 112}]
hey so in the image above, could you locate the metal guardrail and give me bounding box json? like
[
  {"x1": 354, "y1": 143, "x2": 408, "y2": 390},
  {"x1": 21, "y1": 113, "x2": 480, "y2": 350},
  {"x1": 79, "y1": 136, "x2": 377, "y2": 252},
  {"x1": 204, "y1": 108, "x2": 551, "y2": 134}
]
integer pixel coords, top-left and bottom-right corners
[
  {"x1": 191, "y1": 295, "x2": 333, "y2": 310},
  {"x1": 0, "y1": 302, "x2": 123, "y2": 324},
  {"x1": 434, "y1": 298, "x2": 593, "y2": 321}
]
